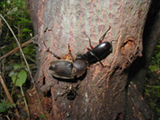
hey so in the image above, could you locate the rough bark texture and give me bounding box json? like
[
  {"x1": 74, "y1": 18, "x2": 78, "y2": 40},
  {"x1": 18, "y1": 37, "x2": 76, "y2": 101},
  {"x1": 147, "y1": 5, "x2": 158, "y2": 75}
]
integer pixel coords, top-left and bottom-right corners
[
  {"x1": 126, "y1": 2, "x2": 160, "y2": 119},
  {"x1": 128, "y1": 1, "x2": 160, "y2": 94},
  {"x1": 26, "y1": 0, "x2": 156, "y2": 119}
]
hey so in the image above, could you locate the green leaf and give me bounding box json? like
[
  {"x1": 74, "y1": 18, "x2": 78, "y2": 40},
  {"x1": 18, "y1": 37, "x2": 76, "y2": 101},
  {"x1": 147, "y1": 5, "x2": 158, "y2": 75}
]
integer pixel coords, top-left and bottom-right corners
[
  {"x1": 9, "y1": 71, "x2": 16, "y2": 77},
  {"x1": 152, "y1": 85, "x2": 160, "y2": 89},
  {"x1": 0, "y1": 102, "x2": 13, "y2": 113},
  {"x1": 150, "y1": 65, "x2": 157, "y2": 72},
  {"x1": 156, "y1": 45, "x2": 160, "y2": 48},
  {"x1": 6, "y1": 7, "x2": 18, "y2": 15},
  {"x1": 156, "y1": 107, "x2": 160, "y2": 115},
  {"x1": 39, "y1": 114, "x2": 46, "y2": 119},
  {"x1": 22, "y1": 28, "x2": 32, "y2": 32},
  {"x1": 0, "y1": 107, "x2": 7, "y2": 113},
  {"x1": 12, "y1": 70, "x2": 27, "y2": 87},
  {"x1": 23, "y1": 47, "x2": 34, "y2": 54},
  {"x1": 144, "y1": 88, "x2": 149, "y2": 94},
  {"x1": 19, "y1": 17, "x2": 31, "y2": 23},
  {"x1": 13, "y1": 64, "x2": 21, "y2": 70}
]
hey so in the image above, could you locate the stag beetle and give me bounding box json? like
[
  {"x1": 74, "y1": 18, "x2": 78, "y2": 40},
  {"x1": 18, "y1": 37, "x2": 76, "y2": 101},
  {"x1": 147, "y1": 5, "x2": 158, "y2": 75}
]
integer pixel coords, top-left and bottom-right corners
[
  {"x1": 48, "y1": 45, "x2": 87, "y2": 79},
  {"x1": 55, "y1": 84, "x2": 80, "y2": 101},
  {"x1": 76, "y1": 26, "x2": 112, "y2": 66}
]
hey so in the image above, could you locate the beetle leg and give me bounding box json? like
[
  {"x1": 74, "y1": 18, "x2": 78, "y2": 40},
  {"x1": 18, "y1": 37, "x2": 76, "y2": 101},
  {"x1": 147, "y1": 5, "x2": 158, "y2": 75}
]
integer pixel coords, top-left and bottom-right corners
[
  {"x1": 68, "y1": 44, "x2": 75, "y2": 62},
  {"x1": 87, "y1": 49, "x2": 104, "y2": 67},
  {"x1": 55, "y1": 90, "x2": 67, "y2": 101},
  {"x1": 99, "y1": 26, "x2": 111, "y2": 43},
  {"x1": 75, "y1": 82, "x2": 80, "y2": 90},
  {"x1": 47, "y1": 49, "x2": 61, "y2": 59},
  {"x1": 87, "y1": 47, "x2": 92, "y2": 51},
  {"x1": 84, "y1": 32, "x2": 94, "y2": 49}
]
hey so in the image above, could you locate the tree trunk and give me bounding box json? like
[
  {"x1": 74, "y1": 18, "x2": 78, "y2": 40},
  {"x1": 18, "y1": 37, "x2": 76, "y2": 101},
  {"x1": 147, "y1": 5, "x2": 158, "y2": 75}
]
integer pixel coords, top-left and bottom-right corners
[{"x1": 26, "y1": 0, "x2": 156, "y2": 119}]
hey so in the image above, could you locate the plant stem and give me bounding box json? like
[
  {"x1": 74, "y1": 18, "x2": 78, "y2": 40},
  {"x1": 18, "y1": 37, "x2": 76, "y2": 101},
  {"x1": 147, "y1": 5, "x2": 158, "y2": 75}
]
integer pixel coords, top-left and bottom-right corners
[
  {"x1": 0, "y1": 14, "x2": 47, "y2": 120},
  {"x1": 0, "y1": 75, "x2": 20, "y2": 118},
  {"x1": 20, "y1": 86, "x2": 30, "y2": 120}
]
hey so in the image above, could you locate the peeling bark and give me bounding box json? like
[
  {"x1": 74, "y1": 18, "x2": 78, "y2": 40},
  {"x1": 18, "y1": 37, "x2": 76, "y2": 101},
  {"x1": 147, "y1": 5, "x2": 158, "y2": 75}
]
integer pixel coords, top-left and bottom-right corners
[{"x1": 26, "y1": 0, "x2": 157, "y2": 119}]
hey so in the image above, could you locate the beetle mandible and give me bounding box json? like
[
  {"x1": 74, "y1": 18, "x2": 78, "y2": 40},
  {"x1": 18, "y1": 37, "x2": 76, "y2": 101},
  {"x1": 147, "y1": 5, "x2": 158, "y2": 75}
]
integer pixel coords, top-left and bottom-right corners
[{"x1": 48, "y1": 45, "x2": 87, "y2": 79}]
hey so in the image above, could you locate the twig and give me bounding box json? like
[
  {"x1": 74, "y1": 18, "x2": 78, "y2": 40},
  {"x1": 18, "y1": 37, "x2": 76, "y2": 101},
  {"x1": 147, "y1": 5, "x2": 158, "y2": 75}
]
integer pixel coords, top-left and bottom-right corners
[
  {"x1": 0, "y1": 75, "x2": 20, "y2": 118},
  {"x1": 0, "y1": 14, "x2": 47, "y2": 120},
  {"x1": 20, "y1": 86, "x2": 30, "y2": 119},
  {"x1": 0, "y1": 38, "x2": 34, "y2": 60}
]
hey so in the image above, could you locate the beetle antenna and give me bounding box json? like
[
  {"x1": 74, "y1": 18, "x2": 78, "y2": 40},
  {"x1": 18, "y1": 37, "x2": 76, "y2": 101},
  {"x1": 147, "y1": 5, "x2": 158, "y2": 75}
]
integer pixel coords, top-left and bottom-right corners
[
  {"x1": 84, "y1": 32, "x2": 94, "y2": 49},
  {"x1": 47, "y1": 49, "x2": 61, "y2": 59}
]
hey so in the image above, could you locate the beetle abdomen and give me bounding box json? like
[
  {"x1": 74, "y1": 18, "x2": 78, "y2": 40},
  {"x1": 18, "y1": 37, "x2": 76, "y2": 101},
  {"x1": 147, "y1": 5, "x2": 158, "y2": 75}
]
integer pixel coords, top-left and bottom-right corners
[{"x1": 49, "y1": 60, "x2": 74, "y2": 79}]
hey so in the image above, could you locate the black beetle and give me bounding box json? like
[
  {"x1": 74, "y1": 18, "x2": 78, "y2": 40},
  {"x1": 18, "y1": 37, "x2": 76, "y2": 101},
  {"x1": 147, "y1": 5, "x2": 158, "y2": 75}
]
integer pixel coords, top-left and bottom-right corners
[
  {"x1": 48, "y1": 45, "x2": 87, "y2": 79},
  {"x1": 55, "y1": 84, "x2": 80, "y2": 101},
  {"x1": 76, "y1": 26, "x2": 112, "y2": 66}
]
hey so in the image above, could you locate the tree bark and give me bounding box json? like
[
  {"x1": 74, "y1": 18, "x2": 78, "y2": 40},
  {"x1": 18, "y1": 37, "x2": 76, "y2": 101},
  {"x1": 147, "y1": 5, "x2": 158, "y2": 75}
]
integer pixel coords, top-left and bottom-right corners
[{"x1": 26, "y1": 0, "x2": 156, "y2": 119}]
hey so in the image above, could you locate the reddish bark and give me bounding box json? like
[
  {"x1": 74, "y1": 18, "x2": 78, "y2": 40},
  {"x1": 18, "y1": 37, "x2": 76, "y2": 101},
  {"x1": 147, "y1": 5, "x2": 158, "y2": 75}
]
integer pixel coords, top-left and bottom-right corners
[{"x1": 27, "y1": 0, "x2": 156, "y2": 119}]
